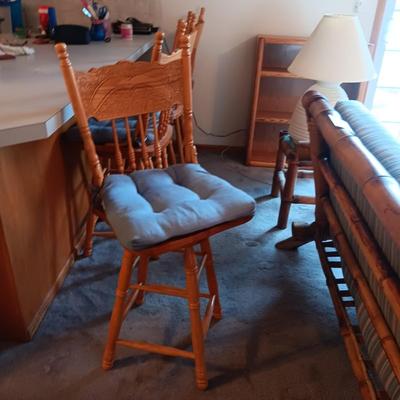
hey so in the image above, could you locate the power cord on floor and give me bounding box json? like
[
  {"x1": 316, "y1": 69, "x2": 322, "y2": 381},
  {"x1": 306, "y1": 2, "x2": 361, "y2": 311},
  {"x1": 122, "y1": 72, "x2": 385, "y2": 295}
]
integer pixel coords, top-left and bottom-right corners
[
  {"x1": 163, "y1": 35, "x2": 246, "y2": 138},
  {"x1": 162, "y1": 40, "x2": 246, "y2": 138},
  {"x1": 192, "y1": 112, "x2": 269, "y2": 184},
  {"x1": 161, "y1": 42, "x2": 267, "y2": 183}
]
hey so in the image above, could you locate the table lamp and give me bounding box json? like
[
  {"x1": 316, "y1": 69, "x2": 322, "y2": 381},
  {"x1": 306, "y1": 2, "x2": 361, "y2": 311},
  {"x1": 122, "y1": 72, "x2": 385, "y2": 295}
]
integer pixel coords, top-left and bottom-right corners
[{"x1": 288, "y1": 14, "x2": 376, "y2": 142}]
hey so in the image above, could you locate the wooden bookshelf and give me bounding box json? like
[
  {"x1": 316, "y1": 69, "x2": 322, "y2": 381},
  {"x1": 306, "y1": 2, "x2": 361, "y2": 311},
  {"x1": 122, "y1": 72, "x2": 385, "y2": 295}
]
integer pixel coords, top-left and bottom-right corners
[
  {"x1": 246, "y1": 35, "x2": 366, "y2": 167},
  {"x1": 247, "y1": 35, "x2": 308, "y2": 167}
]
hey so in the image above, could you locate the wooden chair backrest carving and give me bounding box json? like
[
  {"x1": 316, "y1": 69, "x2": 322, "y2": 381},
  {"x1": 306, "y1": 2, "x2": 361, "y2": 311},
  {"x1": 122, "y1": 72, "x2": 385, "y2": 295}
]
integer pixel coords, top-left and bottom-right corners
[{"x1": 55, "y1": 37, "x2": 196, "y2": 190}]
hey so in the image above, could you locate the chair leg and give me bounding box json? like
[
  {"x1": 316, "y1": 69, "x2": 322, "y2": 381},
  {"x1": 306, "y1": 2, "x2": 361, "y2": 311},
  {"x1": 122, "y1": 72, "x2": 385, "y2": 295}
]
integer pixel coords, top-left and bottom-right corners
[
  {"x1": 102, "y1": 250, "x2": 136, "y2": 370},
  {"x1": 135, "y1": 256, "x2": 149, "y2": 306},
  {"x1": 200, "y1": 239, "x2": 222, "y2": 319},
  {"x1": 175, "y1": 118, "x2": 185, "y2": 163},
  {"x1": 184, "y1": 247, "x2": 208, "y2": 390},
  {"x1": 271, "y1": 134, "x2": 286, "y2": 198},
  {"x1": 277, "y1": 156, "x2": 299, "y2": 229},
  {"x1": 83, "y1": 208, "x2": 98, "y2": 257}
]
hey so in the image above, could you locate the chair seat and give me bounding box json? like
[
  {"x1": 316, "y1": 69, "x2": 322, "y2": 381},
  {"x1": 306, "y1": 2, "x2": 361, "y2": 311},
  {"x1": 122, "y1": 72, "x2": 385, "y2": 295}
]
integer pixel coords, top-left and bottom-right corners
[
  {"x1": 102, "y1": 164, "x2": 255, "y2": 250},
  {"x1": 65, "y1": 116, "x2": 156, "y2": 146}
]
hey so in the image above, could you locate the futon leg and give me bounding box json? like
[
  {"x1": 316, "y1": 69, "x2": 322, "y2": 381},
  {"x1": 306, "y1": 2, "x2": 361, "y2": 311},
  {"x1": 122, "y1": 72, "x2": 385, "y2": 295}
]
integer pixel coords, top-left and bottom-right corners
[
  {"x1": 277, "y1": 158, "x2": 299, "y2": 229},
  {"x1": 275, "y1": 222, "x2": 316, "y2": 250},
  {"x1": 200, "y1": 239, "x2": 222, "y2": 319},
  {"x1": 102, "y1": 250, "x2": 136, "y2": 370},
  {"x1": 271, "y1": 132, "x2": 287, "y2": 198},
  {"x1": 184, "y1": 247, "x2": 208, "y2": 390}
]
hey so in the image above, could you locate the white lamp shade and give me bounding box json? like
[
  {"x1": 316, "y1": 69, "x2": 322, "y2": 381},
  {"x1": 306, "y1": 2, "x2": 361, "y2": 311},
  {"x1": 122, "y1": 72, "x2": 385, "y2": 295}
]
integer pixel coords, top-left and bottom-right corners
[{"x1": 288, "y1": 14, "x2": 376, "y2": 83}]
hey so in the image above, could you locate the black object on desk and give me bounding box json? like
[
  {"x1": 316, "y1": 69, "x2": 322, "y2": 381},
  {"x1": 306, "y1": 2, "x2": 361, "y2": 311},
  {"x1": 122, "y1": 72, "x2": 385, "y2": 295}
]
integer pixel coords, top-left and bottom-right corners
[
  {"x1": 53, "y1": 24, "x2": 91, "y2": 45},
  {"x1": 112, "y1": 18, "x2": 158, "y2": 35}
]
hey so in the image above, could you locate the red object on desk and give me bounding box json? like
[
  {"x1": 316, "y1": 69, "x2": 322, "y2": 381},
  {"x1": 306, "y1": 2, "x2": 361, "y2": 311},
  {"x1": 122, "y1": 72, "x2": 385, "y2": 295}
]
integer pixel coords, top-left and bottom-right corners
[
  {"x1": 38, "y1": 5, "x2": 49, "y2": 34},
  {"x1": 0, "y1": 54, "x2": 16, "y2": 60}
]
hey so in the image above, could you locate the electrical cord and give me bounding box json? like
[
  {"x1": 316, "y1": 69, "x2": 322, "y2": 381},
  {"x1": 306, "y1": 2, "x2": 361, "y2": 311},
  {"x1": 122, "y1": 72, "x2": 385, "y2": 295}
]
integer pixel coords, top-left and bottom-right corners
[
  {"x1": 161, "y1": 35, "x2": 271, "y2": 188},
  {"x1": 162, "y1": 39, "x2": 246, "y2": 138},
  {"x1": 193, "y1": 113, "x2": 246, "y2": 138}
]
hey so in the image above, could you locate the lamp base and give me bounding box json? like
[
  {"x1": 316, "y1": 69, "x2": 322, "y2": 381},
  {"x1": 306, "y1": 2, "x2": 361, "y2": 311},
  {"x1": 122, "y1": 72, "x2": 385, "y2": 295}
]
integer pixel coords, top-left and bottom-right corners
[{"x1": 288, "y1": 82, "x2": 348, "y2": 142}]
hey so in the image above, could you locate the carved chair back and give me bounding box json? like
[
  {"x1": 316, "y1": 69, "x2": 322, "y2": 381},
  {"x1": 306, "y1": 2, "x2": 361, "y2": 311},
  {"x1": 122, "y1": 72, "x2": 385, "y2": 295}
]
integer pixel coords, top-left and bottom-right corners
[{"x1": 55, "y1": 37, "x2": 196, "y2": 191}]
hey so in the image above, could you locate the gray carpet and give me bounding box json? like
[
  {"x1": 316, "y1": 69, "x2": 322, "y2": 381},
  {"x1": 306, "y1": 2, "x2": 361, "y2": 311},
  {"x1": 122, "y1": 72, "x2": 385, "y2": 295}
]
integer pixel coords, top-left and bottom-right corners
[{"x1": 0, "y1": 150, "x2": 360, "y2": 400}]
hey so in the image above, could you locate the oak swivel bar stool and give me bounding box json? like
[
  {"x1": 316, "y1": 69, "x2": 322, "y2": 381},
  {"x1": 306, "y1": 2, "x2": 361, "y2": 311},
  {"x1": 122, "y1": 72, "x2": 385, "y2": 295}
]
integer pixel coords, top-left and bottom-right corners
[
  {"x1": 68, "y1": 32, "x2": 175, "y2": 258},
  {"x1": 56, "y1": 37, "x2": 255, "y2": 390}
]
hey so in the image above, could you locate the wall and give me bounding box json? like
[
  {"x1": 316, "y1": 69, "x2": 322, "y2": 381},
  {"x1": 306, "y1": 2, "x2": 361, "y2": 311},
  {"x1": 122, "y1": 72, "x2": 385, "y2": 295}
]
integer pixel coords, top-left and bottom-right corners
[{"x1": 23, "y1": 0, "x2": 378, "y2": 147}]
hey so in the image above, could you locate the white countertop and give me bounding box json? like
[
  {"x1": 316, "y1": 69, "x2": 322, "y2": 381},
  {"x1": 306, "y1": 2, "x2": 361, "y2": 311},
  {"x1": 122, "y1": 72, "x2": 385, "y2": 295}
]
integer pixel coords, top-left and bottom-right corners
[{"x1": 0, "y1": 35, "x2": 154, "y2": 148}]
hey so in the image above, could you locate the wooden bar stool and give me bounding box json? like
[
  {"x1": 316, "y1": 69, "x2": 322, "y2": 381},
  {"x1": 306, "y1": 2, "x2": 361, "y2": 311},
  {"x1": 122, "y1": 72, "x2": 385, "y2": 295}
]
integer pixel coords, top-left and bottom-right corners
[
  {"x1": 271, "y1": 131, "x2": 315, "y2": 229},
  {"x1": 56, "y1": 36, "x2": 255, "y2": 390},
  {"x1": 80, "y1": 31, "x2": 192, "y2": 257}
]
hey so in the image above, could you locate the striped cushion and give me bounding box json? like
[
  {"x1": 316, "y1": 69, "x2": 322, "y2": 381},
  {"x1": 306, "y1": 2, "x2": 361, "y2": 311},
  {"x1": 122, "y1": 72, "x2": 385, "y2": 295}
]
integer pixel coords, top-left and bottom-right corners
[
  {"x1": 332, "y1": 102, "x2": 400, "y2": 281},
  {"x1": 323, "y1": 101, "x2": 400, "y2": 398},
  {"x1": 329, "y1": 101, "x2": 400, "y2": 352},
  {"x1": 342, "y1": 265, "x2": 400, "y2": 399},
  {"x1": 336, "y1": 101, "x2": 400, "y2": 182},
  {"x1": 330, "y1": 192, "x2": 400, "y2": 348},
  {"x1": 330, "y1": 151, "x2": 400, "y2": 277}
]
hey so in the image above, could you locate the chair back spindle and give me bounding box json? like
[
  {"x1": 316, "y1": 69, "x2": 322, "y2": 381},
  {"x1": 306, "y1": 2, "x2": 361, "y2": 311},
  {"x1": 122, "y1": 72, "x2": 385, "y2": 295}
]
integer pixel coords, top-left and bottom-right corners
[
  {"x1": 123, "y1": 117, "x2": 137, "y2": 171},
  {"x1": 137, "y1": 114, "x2": 152, "y2": 169},
  {"x1": 111, "y1": 119, "x2": 125, "y2": 173},
  {"x1": 173, "y1": 19, "x2": 188, "y2": 52},
  {"x1": 151, "y1": 31, "x2": 165, "y2": 63},
  {"x1": 56, "y1": 43, "x2": 104, "y2": 188},
  {"x1": 186, "y1": 11, "x2": 196, "y2": 34},
  {"x1": 151, "y1": 112, "x2": 163, "y2": 169},
  {"x1": 181, "y1": 40, "x2": 197, "y2": 163}
]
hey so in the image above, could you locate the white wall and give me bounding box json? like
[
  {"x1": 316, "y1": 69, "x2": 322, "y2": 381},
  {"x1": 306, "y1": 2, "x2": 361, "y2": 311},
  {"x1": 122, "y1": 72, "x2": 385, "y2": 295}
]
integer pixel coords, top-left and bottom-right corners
[{"x1": 24, "y1": 0, "x2": 378, "y2": 146}]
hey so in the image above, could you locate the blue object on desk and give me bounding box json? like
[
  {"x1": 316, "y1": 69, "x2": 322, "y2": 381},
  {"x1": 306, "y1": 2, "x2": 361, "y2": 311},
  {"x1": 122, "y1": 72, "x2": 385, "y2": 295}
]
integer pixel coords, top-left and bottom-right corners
[
  {"x1": 0, "y1": 0, "x2": 23, "y2": 31},
  {"x1": 48, "y1": 7, "x2": 57, "y2": 36},
  {"x1": 98, "y1": 6, "x2": 108, "y2": 20},
  {"x1": 90, "y1": 21, "x2": 106, "y2": 42}
]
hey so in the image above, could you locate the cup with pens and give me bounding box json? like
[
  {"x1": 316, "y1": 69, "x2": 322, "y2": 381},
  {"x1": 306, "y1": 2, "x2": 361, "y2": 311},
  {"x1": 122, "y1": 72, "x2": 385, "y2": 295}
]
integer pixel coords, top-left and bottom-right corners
[{"x1": 81, "y1": 1, "x2": 111, "y2": 42}]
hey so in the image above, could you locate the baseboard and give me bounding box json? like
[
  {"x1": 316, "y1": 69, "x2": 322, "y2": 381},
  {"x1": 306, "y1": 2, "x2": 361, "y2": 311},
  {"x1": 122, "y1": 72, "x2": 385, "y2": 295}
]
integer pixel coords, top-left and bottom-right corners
[{"x1": 27, "y1": 227, "x2": 86, "y2": 338}]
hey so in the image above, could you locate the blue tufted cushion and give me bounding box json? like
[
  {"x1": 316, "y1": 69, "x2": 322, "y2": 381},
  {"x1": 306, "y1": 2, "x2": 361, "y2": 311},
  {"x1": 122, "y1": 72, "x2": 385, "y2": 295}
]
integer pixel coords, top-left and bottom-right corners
[
  {"x1": 65, "y1": 116, "x2": 156, "y2": 146},
  {"x1": 102, "y1": 164, "x2": 256, "y2": 250}
]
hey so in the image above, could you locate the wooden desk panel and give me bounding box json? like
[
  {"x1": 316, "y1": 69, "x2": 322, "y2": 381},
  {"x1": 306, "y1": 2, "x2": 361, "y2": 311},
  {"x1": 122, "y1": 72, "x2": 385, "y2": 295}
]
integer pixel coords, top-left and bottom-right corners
[
  {"x1": 0, "y1": 36, "x2": 154, "y2": 148},
  {"x1": 0, "y1": 37, "x2": 154, "y2": 341},
  {"x1": 0, "y1": 127, "x2": 89, "y2": 340}
]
